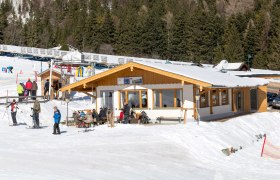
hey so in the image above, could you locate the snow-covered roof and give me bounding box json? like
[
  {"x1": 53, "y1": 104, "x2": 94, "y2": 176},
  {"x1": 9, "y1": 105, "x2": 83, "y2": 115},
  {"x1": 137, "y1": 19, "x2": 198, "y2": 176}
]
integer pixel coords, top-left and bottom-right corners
[
  {"x1": 225, "y1": 63, "x2": 244, "y2": 70},
  {"x1": 62, "y1": 51, "x2": 84, "y2": 62},
  {"x1": 225, "y1": 68, "x2": 280, "y2": 77},
  {"x1": 137, "y1": 61, "x2": 268, "y2": 88}
]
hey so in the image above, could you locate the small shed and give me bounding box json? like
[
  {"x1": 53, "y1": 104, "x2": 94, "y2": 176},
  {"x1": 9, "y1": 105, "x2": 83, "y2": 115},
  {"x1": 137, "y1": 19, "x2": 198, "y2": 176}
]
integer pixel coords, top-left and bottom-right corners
[{"x1": 38, "y1": 69, "x2": 68, "y2": 100}]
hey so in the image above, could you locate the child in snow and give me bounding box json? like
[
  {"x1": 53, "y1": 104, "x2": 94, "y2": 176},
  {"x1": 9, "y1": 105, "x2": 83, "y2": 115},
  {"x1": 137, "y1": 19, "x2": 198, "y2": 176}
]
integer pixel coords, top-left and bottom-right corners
[
  {"x1": 7, "y1": 99, "x2": 18, "y2": 126},
  {"x1": 53, "y1": 106, "x2": 61, "y2": 135}
]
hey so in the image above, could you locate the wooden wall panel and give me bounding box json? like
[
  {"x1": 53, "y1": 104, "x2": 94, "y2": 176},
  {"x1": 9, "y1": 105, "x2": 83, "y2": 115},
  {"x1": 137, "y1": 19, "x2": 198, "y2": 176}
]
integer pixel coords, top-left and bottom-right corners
[
  {"x1": 257, "y1": 86, "x2": 267, "y2": 112},
  {"x1": 243, "y1": 88, "x2": 251, "y2": 113},
  {"x1": 96, "y1": 67, "x2": 181, "y2": 86}
]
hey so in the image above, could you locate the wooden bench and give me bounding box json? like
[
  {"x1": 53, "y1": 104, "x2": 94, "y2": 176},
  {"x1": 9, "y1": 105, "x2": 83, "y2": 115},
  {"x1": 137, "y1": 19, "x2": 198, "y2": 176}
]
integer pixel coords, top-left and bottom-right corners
[{"x1": 157, "y1": 116, "x2": 182, "y2": 124}]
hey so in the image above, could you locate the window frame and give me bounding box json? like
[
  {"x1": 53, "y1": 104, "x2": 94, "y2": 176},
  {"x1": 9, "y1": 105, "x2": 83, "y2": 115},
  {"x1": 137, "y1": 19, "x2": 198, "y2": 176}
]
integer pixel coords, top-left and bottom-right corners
[
  {"x1": 221, "y1": 89, "x2": 229, "y2": 105},
  {"x1": 200, "y1": 91, "x2": 209, "y2": 108},
  {"x1": 153, "y1": 88, "x2": 183, "y2": 109},
  {"x1": 119, "y1": 90, "x2": 148, "y2": 109},
  {"x1": 211, "y1": 90, "x2": 220, "y2": 107}
]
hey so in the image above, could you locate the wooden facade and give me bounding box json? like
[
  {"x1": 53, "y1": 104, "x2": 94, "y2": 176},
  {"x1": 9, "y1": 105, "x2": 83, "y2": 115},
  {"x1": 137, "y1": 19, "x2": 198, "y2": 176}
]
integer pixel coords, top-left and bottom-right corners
[
  {"x1": 60, "y1": 62, "x2": 268, "y2": 121},
  {"x1": 258, "y1": 86, "x2": 267, "y2": 112},
  {"x1": 60, "y1": 62, "x2": 211, "y2": 92},
  {"x1": 38, "y1": 69, "x2": 70, "y2": 100}
]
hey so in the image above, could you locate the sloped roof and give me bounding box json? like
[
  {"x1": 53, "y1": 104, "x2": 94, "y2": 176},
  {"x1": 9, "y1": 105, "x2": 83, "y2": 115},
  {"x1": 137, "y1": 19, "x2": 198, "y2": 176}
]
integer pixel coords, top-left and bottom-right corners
[
  {"x1": 138, "y1": 61, "x2": 268, "y2": 87},
  {"x1": 226, "y1": 68, "x2": 280, "y2": 77},
  {"x1": 37, "y1": 69, "x2": 61, "y2": 77},
  {"x1": 60, "y1": 62, "x2": 268, "y2": 92}
]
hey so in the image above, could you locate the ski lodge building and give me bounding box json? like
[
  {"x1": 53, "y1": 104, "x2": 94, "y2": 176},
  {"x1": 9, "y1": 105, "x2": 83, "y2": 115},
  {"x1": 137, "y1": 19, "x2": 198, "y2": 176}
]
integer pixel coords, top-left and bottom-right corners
[{"x1": 60, "y1": 61, "x2": 268, "y2": 122}]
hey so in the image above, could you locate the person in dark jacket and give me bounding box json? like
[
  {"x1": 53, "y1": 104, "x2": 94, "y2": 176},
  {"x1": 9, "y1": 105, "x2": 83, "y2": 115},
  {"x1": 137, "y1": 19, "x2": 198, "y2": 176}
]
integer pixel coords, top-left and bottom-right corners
[
  {"x1": 52, "y1": 80, "x2": 59, "y2": 99},
  {"x1": 31, "y1": 100, "x2": 41, "y2": 128},
  {"x1": 92, "y1": 109, "x2": 99, "y2": 126},
  {"x1": 53, "y1": 106, "x2": 61, "y2": 134},
  {"x1": 44, "y1": 79, "x2": 50, "y2": 99},
  {"x1": 25, "y1": 78, "x2": 33, "y2": 96},
  {"x1": 7, "y1": 99, "x2": 18, "y2": 126},
  {"x1": 31, "y1": 81, "x2": 38, "y2": 100},
  {"x1": 123, "y1": 102, "x2": 131, "y2": 124}
]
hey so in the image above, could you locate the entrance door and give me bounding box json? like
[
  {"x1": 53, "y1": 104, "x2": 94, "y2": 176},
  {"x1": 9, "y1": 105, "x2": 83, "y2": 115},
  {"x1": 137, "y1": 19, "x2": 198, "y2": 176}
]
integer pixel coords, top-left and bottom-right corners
[
  {"x1": 100, "y1": 90, "x2": 114, "y2": 109},
  {"x1": 250, "y1": 89, "x2": 258, "y2": 112},
  {"x1": 235, "y1": 91, "x2": 244, "y2": 112}
]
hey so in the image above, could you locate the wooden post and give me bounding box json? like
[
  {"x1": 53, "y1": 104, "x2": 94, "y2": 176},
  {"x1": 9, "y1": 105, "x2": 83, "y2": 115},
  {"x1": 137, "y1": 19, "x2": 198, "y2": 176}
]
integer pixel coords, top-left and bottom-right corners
[
  {"x1": 48, "y1": 59, "x2": 54, "y2": 100},
  {"x1": 210, "y1": 90, "x2": 213, "y2": 114},
  {"x1": 193, "y1": 85, "x2": 197, "y2": 120},
  {"x1": 183, "y1": 108, "x2": 187, "y2": 124},
  {"x1": 243, "y1": 87, "x2": 251, "y2": 113}
]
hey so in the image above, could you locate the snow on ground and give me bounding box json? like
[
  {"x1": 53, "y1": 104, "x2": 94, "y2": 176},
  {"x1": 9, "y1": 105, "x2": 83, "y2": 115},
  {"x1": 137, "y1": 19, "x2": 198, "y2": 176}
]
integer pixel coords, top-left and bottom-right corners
[{"x1": 0, "y1": 57, "x2": 280, "y2": 180}]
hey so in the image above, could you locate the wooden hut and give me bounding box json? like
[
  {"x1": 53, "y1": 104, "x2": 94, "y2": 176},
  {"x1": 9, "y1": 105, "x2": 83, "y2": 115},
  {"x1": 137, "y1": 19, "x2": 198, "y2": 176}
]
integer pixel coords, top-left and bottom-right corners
[{"x1": 38, "y1": 69, "x2": 66, "y2": 100}]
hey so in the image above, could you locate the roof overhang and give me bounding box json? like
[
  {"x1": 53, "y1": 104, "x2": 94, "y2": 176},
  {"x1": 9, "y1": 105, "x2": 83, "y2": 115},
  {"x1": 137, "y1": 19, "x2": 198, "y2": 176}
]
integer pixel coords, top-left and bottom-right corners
[{"x1": 60, "y1": 62, "x2": 213, "y2": 92}]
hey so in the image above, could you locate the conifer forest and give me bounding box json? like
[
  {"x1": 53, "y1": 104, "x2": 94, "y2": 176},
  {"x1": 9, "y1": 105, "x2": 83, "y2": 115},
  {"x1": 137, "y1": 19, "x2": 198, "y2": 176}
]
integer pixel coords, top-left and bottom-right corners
[{"x1": 0, "y1": 0, "x2": 280, "y2": 69}]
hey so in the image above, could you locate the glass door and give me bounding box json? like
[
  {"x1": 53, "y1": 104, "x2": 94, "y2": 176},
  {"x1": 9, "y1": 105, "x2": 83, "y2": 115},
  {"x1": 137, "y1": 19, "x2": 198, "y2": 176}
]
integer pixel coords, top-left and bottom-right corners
[
  {"x1": 236, "y1": 91, "x2": 244, "y2": 112},
  {"x1": 100, "y1": 90, "x2": 114, "y2": 109}
]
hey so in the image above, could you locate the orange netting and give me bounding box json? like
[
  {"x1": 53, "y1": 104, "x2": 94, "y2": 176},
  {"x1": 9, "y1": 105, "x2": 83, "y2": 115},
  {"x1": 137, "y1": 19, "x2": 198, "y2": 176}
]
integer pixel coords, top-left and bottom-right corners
[{"x1": 262, "y1": 140, "x2": 280, "y2": 159}]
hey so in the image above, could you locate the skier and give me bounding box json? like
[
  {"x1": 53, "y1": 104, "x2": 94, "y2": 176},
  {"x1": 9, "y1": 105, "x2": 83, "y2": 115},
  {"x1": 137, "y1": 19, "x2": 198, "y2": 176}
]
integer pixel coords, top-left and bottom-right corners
[
  {"x1": 31, "y1": 80, "x2": 38, "y2": 100},
  {"x1": 53, "y1": 106, "x2": 61, "y2": 135},
  {"x1": 31, "y1": 100, "x2": 41, "y2": 128},
  {"x1": 7, "y1": 99, "x2": 18, "y2": 126}
]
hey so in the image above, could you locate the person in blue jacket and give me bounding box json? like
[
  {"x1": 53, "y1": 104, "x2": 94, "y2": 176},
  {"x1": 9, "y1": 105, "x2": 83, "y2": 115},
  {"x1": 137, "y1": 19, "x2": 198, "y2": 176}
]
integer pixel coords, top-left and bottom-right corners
[{"x1": 53, "y1": 106, "x2": 61, "y2": 135}]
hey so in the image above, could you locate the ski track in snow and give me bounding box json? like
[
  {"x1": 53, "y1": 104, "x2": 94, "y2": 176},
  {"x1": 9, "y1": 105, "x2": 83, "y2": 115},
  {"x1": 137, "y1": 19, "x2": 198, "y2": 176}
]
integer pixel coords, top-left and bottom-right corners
[{"x1": 0, "y1": 56, "x2": 280, "y2": 180}]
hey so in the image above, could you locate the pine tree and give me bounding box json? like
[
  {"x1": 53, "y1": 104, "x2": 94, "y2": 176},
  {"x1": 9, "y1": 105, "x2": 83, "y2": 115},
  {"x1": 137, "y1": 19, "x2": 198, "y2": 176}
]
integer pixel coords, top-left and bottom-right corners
[
  {"x1": 100, "y1": 11, "x2": 115, "y2": 44},
  {"x1": 115, "y1": 7, "x2": 141, "y2": 56},
  {"x1": 169, "y1": 11, "x2": 188, "y2": 61},
  {"x1": 243, "y1": 19, "x2": 258, "y2": 68},
  {"x1": 223, "y1": 21, "x2": 244, "y2": 62},
  {"x1": 84, "y1": 0, "x2": 102, "y2": 52},
  {"x1": 140, "y1": 0, "x2": 167, "y2": 58}
]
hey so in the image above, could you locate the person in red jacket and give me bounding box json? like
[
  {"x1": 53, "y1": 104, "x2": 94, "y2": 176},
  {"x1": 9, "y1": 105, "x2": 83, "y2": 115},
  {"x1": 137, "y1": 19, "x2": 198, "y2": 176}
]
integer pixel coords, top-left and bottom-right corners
[
  {"x1": 25, "y1": 78, "x2": 33, "y2": 96},
  {"x1": 7, "y1": 99, "x2": 18, "y2": 126}
]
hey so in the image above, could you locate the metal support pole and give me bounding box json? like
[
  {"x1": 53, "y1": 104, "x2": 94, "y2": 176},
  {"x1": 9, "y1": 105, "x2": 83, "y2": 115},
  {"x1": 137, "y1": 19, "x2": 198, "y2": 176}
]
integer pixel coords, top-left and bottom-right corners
[
  {"x1": 66, "y1": 102, "x2": 69, "y2": 126},
  {"x1": 196, "y1": 100, "x2": 199, "y2": 126},
  {"x1": 48, "y1": 59, "x2": 54, "y2": 100}
]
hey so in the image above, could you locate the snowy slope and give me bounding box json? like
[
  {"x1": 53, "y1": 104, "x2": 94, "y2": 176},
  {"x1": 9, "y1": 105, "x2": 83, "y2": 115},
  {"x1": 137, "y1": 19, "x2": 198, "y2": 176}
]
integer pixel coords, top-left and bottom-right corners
[
  {"x1": 0, "y1": 56, "x2": 280, "y2": 180},
  {"x1": 0, "y1": 111, "x2": 280, "y2": 180}
]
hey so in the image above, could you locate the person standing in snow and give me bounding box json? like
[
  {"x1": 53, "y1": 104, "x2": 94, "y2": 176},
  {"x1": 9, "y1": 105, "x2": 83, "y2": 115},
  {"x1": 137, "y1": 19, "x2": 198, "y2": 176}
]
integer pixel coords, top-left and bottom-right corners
[
  {"x1": 32, "y1": 100, "x2": 41, "y2": 128},
  {"x1": 17, "y1": 83, "x2": 24, "y2": 102},
  {"x1": 44, "y1": 79, "x2": 50, "y2": 99},
  {"x1": 123, "y1": 102, "x2": 131, "y2": 124},
  {"x1": 31, "y1": 80, "x2": 38, "y2": 100},
  {"x1": 25, "y1": 78, "x2": 33, "y2": 97},
  {"x1": 52, "y1": 80, "x2": 59, "y2": 99},
  {"x1": 7, "y1": 99, "x2": 18, "y2": 126},
  {"x1": 53, "y1": 106, "x2": 61, "y2": 135}
]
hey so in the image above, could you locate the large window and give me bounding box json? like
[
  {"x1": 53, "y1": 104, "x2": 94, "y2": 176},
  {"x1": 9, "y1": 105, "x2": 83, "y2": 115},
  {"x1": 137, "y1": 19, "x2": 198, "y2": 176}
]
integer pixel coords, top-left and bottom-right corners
[
  {"x1": 120, "y1": 90, "x2": 147, "y2": 109},
  {"x1": 100, "y1": 90, "x2": 114, "y2": 109},
  {"x1": 221, "y1": 90, "x2": 229, "y2": 105},
  {"x1": 211, "y1": 90, "x2": 219, "y2": 106},
  {"x1": 200, "y1": 91, "x2": 209, "y2": 108},
  {"x1": 153, "y1": 89, "x2": 182, "y2": 108}
]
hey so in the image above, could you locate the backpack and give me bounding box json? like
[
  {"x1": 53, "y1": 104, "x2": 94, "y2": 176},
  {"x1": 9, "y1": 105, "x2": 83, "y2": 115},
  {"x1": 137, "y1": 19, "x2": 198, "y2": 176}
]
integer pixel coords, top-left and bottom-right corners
[{"x1": 24, "y1": 89, "x2": 28, "y2": 96}]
